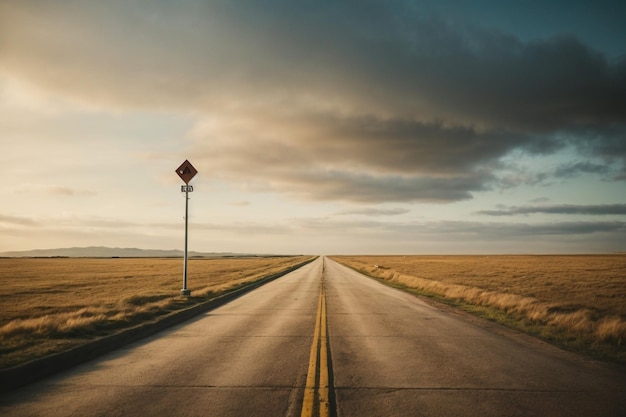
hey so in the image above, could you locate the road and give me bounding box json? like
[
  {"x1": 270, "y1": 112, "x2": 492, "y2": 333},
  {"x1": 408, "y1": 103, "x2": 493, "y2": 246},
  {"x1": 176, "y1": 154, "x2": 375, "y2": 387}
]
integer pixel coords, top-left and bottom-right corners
[{"x1": 1, "y1": 257, "x2": 625, "y2": 416}]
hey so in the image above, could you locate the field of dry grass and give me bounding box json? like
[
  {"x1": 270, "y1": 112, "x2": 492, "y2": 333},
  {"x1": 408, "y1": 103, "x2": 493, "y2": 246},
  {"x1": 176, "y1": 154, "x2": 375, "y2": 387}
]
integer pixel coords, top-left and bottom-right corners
[
  {"x1": 0, "y1": 256, "x2": 312, "y2": 368},
  {"x1": 331, "y1": 255, "x2": 626, "y2": 362}
]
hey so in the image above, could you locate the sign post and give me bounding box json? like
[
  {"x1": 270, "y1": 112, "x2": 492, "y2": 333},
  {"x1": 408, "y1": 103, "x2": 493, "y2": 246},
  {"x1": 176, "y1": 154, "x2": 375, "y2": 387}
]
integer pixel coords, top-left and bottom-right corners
[{"x1": 175, "y1": 159, "x2": 198, "y2": 297}]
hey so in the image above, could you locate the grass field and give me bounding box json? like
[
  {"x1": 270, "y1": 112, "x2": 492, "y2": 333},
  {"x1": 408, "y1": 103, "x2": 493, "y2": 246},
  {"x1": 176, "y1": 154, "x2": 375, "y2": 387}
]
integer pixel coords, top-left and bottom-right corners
[
  {"x1": 0, "y1": 256, "x2": 312, "y2": 369},
  {"x1": 331, "y1": 255, "x2": 626, "y2": 363}
]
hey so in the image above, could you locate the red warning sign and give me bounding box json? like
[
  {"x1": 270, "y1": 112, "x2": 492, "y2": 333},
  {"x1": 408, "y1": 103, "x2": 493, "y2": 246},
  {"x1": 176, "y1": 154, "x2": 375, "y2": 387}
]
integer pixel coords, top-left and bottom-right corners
[{"x1": 175, "y1": 160, "x2": 198, "y2": 184}]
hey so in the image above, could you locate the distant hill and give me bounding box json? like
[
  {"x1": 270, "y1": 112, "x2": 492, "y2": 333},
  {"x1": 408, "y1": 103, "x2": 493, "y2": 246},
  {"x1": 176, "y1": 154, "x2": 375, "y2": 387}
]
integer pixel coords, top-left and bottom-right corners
[{"x1": 0, "y1": 246, "x2": 256, "y2": 258}]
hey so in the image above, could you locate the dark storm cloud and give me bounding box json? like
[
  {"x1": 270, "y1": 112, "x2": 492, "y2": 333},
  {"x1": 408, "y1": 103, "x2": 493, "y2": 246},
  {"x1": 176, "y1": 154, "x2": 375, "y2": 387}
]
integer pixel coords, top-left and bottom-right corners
[
  {"x1": 300, "y1": 171, "x2": 490, "y2": 203},
  {"x1": 216, "y1": 1, "x2": 626, "y2": 130},
  {"x1": 189, "y1": 1, "x2": 626, "y2": 201},
  {"x1": 200, "y1": 159, "x2": 492, "y2": 203},
  {"x1": 478, "y1": 204, "x2": 626, "y2": 216},
  {"x1": 2, "y1": 0, "x2": 625, "y2": 203},
  {"x1": 307, "y1": 117, "x2": 532, "y2": 176}
]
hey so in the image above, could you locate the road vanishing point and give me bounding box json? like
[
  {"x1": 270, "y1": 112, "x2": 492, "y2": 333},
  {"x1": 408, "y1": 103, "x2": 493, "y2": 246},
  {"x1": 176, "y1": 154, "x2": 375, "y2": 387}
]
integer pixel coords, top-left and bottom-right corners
[{"x1": 2, "y1": 257, "x2": 625, "y2": 416}]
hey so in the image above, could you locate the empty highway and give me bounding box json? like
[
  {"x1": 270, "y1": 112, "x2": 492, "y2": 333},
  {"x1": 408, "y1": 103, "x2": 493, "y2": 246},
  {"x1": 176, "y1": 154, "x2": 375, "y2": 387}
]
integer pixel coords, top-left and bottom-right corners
[{"x1": 1, "y1": 257, "x2": 625, "y2": 416}]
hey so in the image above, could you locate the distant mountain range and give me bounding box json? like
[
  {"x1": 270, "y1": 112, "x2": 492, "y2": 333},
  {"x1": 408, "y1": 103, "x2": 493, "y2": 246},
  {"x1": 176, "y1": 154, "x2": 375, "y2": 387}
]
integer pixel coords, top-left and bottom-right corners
[{"x1": 0, "y1": 246, "x2": 256, "y2": 258}]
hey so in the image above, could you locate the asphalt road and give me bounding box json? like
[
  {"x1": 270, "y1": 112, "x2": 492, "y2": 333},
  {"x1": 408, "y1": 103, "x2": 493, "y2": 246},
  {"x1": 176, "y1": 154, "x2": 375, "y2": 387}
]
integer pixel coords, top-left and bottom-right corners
[
  {"x1": 324, "y1": 258, "x2": 626, "y2": 417},
  {"x1": 1, "y1": 257, "x2": 625, "y2": 416}
]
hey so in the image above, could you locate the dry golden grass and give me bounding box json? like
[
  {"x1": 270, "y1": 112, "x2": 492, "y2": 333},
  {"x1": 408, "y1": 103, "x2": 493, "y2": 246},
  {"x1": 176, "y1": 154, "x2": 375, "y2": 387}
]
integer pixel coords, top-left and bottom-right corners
[
  {"x1": 331, "y1": 255, "x2": 626, "y2": 362},
  {"x1": 0, "y1": 256, "x2": 312, "y2": 368}
]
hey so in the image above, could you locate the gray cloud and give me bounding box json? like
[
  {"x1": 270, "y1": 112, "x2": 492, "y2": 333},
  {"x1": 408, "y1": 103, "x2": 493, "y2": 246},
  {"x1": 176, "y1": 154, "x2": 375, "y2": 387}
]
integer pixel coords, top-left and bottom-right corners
[
  {"x1": 293, "y1": 216, "x2": 626, "y2": 242},
  {"x1": 2, "y1": 0, "x2": 625, "y2": 203},
  {"x1": 554, "y1": 161, "x2": 612, "y2": 179},
  {"x1": 230, "y1": 200, "x2": 251, "y2": 207},
  {"x1": 44, "y1": 186, "x2": 96, "y2": 197},
  {"x1": 14, "y1": 184, "x2": 97, "y2": 197},
  {"x1": 491, "y1": 221, "x2": 626, "y2": 237},
  {"x1": 219, "y1": 168, "x2": 490, "y2": 203},
  {"x1": 478, "y1": 204, "x2": 626, "y2": 216},
  {"x1": 284, "y1": 216, "x2": 625, "y2": 253},
  {"x1": 426, "y1": 220, "x2": 626, "y2": 238},
  {"x1": 0, "y1": 212, "x2": 142, "y2": 230},
  {"x1": 0, "y1": 214, "x2": 40, "y2": 227},
  {"x1": 336, "y1": 208, "x2": 410, "y2": 217}
]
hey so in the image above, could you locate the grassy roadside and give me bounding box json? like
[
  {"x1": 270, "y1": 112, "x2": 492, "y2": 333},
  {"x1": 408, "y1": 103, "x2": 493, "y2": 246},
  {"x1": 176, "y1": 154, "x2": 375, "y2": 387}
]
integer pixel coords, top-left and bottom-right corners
[
  {"x1": 0, "y1": 256, "x2": 314, "y2": 369},
  {"x1": 330, "y1": 255, "x2": 626, "y2": 364}
]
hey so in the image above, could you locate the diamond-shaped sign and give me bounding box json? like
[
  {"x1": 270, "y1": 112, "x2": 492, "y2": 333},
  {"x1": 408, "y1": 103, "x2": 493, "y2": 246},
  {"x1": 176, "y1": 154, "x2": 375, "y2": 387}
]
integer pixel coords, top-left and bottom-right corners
[{"x1": 175, "y1": 160, "x2": 198, "y2": 184}]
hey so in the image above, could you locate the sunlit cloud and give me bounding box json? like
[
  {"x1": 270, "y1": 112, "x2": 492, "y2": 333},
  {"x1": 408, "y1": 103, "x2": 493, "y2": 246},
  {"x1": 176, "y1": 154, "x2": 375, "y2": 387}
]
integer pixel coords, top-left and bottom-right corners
[
  {"x1": 0, "y1": 0, "x2": 624, "y2": 253},
  {"x1": 2, "y1": 1, "x2": 625, "y2": 205}
]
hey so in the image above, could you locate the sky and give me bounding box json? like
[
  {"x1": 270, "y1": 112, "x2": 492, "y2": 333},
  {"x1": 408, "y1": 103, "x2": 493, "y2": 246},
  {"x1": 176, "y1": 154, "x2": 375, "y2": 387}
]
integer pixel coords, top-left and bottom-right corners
[{"x1": 1, "y1": 0, "x2": 625, "y2": 255}]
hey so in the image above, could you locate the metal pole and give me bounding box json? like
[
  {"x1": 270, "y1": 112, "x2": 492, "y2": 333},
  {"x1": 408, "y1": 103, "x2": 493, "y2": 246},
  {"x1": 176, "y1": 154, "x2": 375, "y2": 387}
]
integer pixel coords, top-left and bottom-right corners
[{"x1": 181, "y1": 187, "x2": 191, "y2": 296}]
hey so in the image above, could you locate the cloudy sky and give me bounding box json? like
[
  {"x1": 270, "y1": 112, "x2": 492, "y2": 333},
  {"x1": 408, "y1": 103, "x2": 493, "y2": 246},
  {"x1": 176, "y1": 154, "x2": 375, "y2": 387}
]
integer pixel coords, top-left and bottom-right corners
[{"x1": 1, "y1": 0, "x2": 625, "y2": 254}]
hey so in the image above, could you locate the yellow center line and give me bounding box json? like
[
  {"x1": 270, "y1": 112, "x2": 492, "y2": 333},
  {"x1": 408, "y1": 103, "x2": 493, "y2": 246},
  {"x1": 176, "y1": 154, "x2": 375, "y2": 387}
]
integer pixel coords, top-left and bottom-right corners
[
  {"x1": 319, "y1": 288, "x2": 329, "y2": 417},
  {"x1": 301, "y1": 283, "x2": 330, "y2": 417}
]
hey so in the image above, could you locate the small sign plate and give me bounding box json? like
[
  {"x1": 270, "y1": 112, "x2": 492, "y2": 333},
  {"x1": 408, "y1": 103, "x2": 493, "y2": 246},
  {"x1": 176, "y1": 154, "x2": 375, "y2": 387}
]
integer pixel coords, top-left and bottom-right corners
[
  {"x1": 181, "y1": 185, "x2": 194, "y2": 192},
  {"x1": 176, "y1": 160, "x2": 198, "y2": 184}
]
